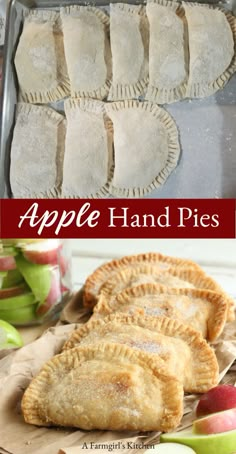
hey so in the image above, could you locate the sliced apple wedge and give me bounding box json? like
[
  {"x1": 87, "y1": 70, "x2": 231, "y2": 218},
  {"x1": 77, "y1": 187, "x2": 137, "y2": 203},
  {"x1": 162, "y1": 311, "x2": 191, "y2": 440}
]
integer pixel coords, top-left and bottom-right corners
[
  {"x1": 0, "y1": 304, "x2": 38, "y2": 324},
  {"x1": 160, "y1": 428, "x2": 236, "y2": 454},
  {"x1": 15, "y1": 255, "x2": 52, "y2": 303},
  {"x1": 193, "y1": 408, "x2": 236, "y2": 435},
  {"x1": 0, "y1": 292, "x2": 36, "y2": 310},
  {"x1": 0, "y1": 319, "x2": 23, "y2": 349},
  {"x1": 196, "y1": 385, "x2": 236, "y2": 417},
  {"x1": 36, "y1": 268, "x2": 61, "y2": 317},
  {"x1": 1, "y1": 269, "x2": 24, "y2": 288},
  {"x1": 22, "y1": 239, "x2": 61, "y2": 265}
]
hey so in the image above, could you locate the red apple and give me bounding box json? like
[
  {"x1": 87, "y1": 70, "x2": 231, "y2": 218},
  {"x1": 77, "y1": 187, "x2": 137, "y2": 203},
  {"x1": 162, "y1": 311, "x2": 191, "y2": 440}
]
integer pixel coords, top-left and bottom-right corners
[
  {"x1": 196, "y1": 385, "x2": 236, "y2": 417},
  {"x1": 22, "y1": 239, "x2": 61, "y2": 265},
  {"x1": 36, "y1": 268, "x2": 61, "y2": 317},
  {"x1": 193, "y1": 408, "x2": 236, "y2": 435},
  {"x1": 0, "y1": 284, "x2": 27, "y2": 299},
  {"x1": 0, "y1": 253, "x2": 16, "y2": 271}
]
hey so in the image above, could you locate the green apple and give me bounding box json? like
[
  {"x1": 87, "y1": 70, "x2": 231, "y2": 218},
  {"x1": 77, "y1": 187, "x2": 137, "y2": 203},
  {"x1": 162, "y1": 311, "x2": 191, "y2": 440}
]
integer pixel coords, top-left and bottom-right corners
[
  {"x1": 160, "y1": 429, "x2": 236, "y2": 454},
  {"x1": 1, "y1": 269, "x2": 24, "y2": 288},
  {"x1": 15, "y1": 255, "x2": 52, "y2": 303},
  {"x1": 0, "y1": 319, "x2": 23, "y2": 348},
  {"x1": 0, "y1": 304, "x2": 38, "y2": 324},
  {"x1": 0, "y1": 292, "x2": 36, "y2": 310}
]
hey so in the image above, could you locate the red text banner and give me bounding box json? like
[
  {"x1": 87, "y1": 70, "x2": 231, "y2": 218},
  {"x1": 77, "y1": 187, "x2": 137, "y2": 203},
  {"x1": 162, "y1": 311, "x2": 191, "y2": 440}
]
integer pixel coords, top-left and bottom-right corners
[{"x1": 0, "y1": 199, "x2": 235, "y2": 239}]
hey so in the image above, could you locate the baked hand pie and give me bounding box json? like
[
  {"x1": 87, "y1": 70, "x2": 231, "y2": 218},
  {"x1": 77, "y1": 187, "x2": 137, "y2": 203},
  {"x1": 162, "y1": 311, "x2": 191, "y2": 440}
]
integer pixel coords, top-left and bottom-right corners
[
  {"x1": 83, "y1": 252, "x2": 201, "y2": 308},
  {"x1": 92, "y1": 284, "x2": 228, "y2": 342},
  {"x1": 14, "y1": 10, "x2": 70, "y2": 103},
  {"x1": 10, "y1": 103, "x2": 65, "y2": 198},
  {"x1": 62, "y1": 99, "x2": 113, "y2": 198},
  {"x1": 105, "y1": 100, "x2": 180, "y2": 197},
  {"x1": 184, "y1": 3, "x2": 236, "y2": 98},
  {"x1": 146, "y1": 0, "x2": 188, "y2": 104},
  {"x1": 21, "y1": 343, "x2": 183, "y2": 432},
  {"x1": 108, "y1": 3, "x2": 149, "y2": 100},
  {"x1": 63, "y1": 314, "x2": 219, "y2": 393},
  {"x1": 61, "y1": 6, "x2": 111, "y2": 99}
]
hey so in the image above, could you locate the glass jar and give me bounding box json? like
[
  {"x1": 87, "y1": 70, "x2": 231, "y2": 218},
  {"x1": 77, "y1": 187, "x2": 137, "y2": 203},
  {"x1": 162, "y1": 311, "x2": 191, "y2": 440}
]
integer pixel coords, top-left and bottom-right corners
[{"x1": 0, "y1": 239, "x2": 72, "y2": 325}]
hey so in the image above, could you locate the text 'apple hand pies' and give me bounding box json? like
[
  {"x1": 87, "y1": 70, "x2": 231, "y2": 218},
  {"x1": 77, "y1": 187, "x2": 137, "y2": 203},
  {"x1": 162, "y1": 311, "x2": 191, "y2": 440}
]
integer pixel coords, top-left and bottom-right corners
[
  {"x1": 21, "y1": 343, "x2": 183, "y2": 432},
  {"x1": 105, "y1": 101, "x2": 180, "y2": 197},
  {"x1": 62, "y1": 99, "x2": 113, "y2": 198},
  {"x1": 108, "y1": 3, "x2": 149, "y2": 100},
  {"x1": 14, "y1": 10, "x2": 70, "y2": 103},
  {"x1": 146, "y1": 0, "x2": 188, "y2": 104},
  {"x1": 83, "y1": 252, "x2": 202, "y2": 308},
  {"x1": 10, "y1": 103, "x2": 65, "y2": 198},
  {"x1": 98, "y1": 284, "x2": 228, "y2": 342},
  {"x1": 63, "y1": 314, "x2": 218, "y2": 393},
  {"x1": 61, "y1": 6, "x2": 111, "y2": 100},
  {"x1": 184, "y1": 3, "x2": 236, "y2": 98}
]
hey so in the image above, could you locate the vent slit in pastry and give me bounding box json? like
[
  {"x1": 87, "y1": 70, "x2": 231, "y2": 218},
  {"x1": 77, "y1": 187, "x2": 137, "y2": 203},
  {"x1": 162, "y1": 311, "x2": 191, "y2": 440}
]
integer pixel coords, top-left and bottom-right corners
[
  {"x1": 21, "y1": 343, "x2": 183, "y2": 432},
  {"x1": 14, "y1": 10, "x2": 70, "y2": 103}
]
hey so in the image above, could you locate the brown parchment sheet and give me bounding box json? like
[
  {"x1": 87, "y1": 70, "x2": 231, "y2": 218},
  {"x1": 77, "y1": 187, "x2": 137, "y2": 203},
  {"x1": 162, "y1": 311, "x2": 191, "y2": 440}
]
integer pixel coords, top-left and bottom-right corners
[{"x1": 0, "y1": 291, "x2": 235, "y2": 454}]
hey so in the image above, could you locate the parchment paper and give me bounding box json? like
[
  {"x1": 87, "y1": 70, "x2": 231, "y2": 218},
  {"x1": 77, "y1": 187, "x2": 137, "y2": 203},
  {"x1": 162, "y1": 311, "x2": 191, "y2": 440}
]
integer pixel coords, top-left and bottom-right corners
[{"x1": 0, "y1": 292, "x2": 235, "y2": 454}]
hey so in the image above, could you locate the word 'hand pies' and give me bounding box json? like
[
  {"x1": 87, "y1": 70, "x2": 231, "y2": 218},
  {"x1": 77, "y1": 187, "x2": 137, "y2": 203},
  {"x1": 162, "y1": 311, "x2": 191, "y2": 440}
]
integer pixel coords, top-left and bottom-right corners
[
  {"x1": 14, "y1": 10, "x2": 69, "y2": 103},
  {"x1": 108, "y1": 3, "x2": 149, "y2": 100},
  {"x1": 10, "y1": 104, "x2": 65, "y2": 198},
  {"x1": 184, "y1": 3, "x2": 236, "y2": 98},
  {"x1": 83, "y1": 252, "x2": 201, "y2": 308},
  {"x1": 93, "y1": 284, "x2": 228, "y2": 342},
  {"x1": 146, "y1": 0, "x2": 188, "y2": 104},
  {"x1": 105, "y1": 101, "x2": 180, "y2": 198},
  {"x1": 63, "y1": 314, "x2": 219, "y2": 393},
  {"x1": 61, "y1": 6, "x2": 111, "y2": 99},
  {"x1": 22, "y1": 343, "x2": 183, "y2": 432},
  {"x1": 62, "y1": 99, "x2": 113, "y2": 198}
]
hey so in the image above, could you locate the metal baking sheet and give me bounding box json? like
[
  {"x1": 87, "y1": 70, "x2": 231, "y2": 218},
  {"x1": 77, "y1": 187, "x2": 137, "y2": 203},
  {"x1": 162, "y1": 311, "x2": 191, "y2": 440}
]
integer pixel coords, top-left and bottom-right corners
[{"x1": 0, "y1": 0, "x2": 236, "y2": 198}]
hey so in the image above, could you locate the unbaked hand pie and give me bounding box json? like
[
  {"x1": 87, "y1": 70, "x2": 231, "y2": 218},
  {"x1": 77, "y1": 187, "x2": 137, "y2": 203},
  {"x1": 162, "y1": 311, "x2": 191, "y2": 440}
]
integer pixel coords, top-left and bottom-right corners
[
  {"x1": 21, "y1": 343, "x2": 183, "y2": 432},
  {"x1": 83, "y1": 252, "x2": 202, "y2": 308},
  {"x1": 92, "y1": 284, "x2": 228, "y2": 342},
  {"x1": 184, "y1": 3, "x2": 236, "y2": 98},
  {"x1": 108, "y1": 3, "x2": 149, "y2": 100},
  {"x1": 10, "y1": 103, "x2": 65, "y2": 198},
  {"x1": 146, "y1": 0, "x2": 188, "y2": 104},
  {"x1": 61, "y1": 5, "x2": 111, "y2": 99},
  {"x1": 63, "y1": 314, "x2": 219, "y2": 393},
  {"x1": 62, "y1": 99, "x2": 113, "y2": 198},
  {"x1": 105, "y1": 100, "x2": 180, "y2": 197},
  {"x1": 14, "y1": 10, "x2": 70, "y2": 103}
]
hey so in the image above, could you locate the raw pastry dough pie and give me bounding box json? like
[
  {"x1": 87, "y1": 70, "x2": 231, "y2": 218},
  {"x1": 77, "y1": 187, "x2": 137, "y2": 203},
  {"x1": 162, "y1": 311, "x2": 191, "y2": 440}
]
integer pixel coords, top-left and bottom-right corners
[
  {"x1": 146, "y1": 0, "x2": 188, "y2": 104},
  {"x1": 83, "y1": 252, "x2": 202, "y2": 308},
  {"x1": 108, "y1": 3, "x2": 149, "y2": 100},
  {"x1": 92, "y1": 284, "x2": 228, "y2": 341},
  {"x1": 10, "y1": 103, "x2": 65, "y2": 198},
  {"x1": 184, "y1": 3, "x2": 236, "y2": 98},
  {"x1": 63, "y1": 314, "x2": 219, "y2": 393},
  {"x1": 22, "y1": 343, "x2": 183, "y2": 432},
  {"x1": 61, "y1": 6, "x2": 111, "y2": 99},
  {"x1": 105, "y1": 101, "x2": 180, "y2": 197},
  {"x1": 62, "y1": 99, "x2": 113, "y2": 198},
  {"x1": 14, "y1": 10, "x2": 70, "y2": 103}
]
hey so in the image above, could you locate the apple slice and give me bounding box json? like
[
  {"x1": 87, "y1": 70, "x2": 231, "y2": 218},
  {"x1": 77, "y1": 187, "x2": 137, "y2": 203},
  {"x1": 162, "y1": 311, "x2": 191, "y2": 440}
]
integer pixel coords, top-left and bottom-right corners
[
  {"x1": 1, "y1": 269, "x2": 24, "y2": 288},
  {"x1": 36, "y1": 268, "x2": 61, "y2": 317},
  {"x1": 15, "y1": 255, "x2": 52, "y2": 304},
  {"x1": 193, "y1": 408, "x2": 236, "y2": 435},
  {"x1": 22, "y1": 239, "x2": 61, "y2": 265},
  {"x1": 0, "y1": 319, "x2": 23, "y2": 349},
  {"x1": 196, "y1": 385, "x2": 236, "y2": 417},
  {"x1": 0, "y1": 292, "x2": 36, "y2": 310},
  {"x1": 0, "y1": 250, "x2": 17, "y2": 271},
  {"x1": 0, "y1": 284, "x2": 27, "y2": 300},
  {"x1": 160, "y1": 429, "x2": 236, "y2": 454},
  {"x1": 0, "y1": 303, "x2": 38, "y2": 324}
]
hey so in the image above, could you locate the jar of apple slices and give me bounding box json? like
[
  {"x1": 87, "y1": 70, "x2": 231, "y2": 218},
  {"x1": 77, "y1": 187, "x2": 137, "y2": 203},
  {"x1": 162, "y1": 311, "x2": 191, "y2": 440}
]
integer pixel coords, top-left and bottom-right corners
[{"x1": 0, "y1": 239, "x2": 72, "y2": 325}]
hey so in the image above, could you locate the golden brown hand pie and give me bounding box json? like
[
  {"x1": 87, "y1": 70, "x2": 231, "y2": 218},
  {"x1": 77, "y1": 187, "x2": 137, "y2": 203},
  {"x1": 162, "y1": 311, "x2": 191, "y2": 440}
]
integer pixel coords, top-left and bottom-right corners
[
  {"x1": 14, "y1": 10, "x2": 70, "y2": 103},
  {"x1": 83, "y1": 252, "x2": 201, "y2": 308},
  {"x1": 61, "y1": 6, "x2": 111, "y2": 99},
  {"x1": 92, "y1": 284, "x2": 228, "y2": 342},
  {"x1": 105, "y1": 100, "x2": 180, "y2": 197},
  {"x1": 108, "y1": 3, "x2": 149, "y2": 100},
  {"x1": 10, "y1": 103, "x2": 65, "y2": 198},
  {"x1": 146, "y1": 0, "x2": 188, "y2": 104},
  {"x1": 184, "y1": 3, "x2": 236, "y2": 98},
  {"x1": 22, "y1": 343, "x2": 183, "y2": 432},
  {"x1": 63, "y1": 314, "x2": 219, "y2": 393},
  {"x1": 62, "y1": 99, "x2": 113, "y2": 198}
]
